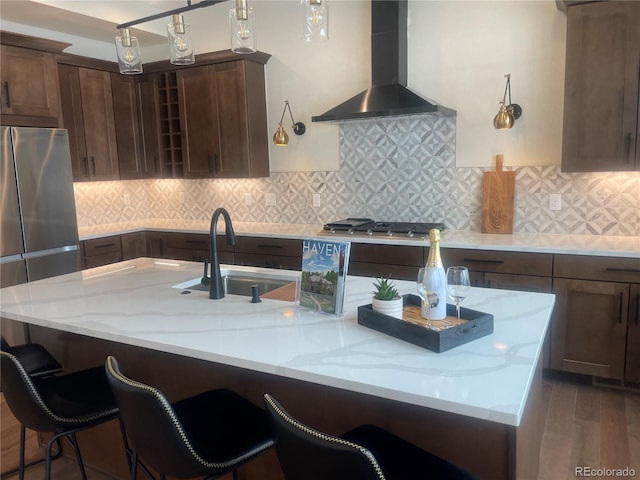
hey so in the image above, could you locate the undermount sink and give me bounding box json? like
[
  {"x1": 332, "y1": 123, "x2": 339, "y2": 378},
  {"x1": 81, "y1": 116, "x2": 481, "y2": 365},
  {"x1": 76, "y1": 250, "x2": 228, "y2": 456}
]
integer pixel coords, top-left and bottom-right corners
[{"x1": 174, "y1": 272, "x2": 297, "y2": 298}]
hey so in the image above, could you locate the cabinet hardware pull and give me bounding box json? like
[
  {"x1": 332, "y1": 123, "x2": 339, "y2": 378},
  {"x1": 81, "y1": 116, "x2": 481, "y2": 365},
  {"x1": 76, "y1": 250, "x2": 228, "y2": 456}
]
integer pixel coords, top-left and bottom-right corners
[
  {"x1": 83, "y1": 157, "x2": 89, "y2": 176},
  {"x1": 462, "y1": 258, "x2": 504, "y2": 264},
  {"x1": 624, "y1": 133, "x2": 632, "y2": 164},
  {"x1": 618, "y1": 292, "x2": 623, "y2": 324},
  {"x1": 154, "y1": 155, "x2": 159, "y2": 173},
  {"x1": 605, "y1": 267, "x2": 640, "y2": 273},
  {"x1": 91, "y1": 156, "x2": 96, "y2": 176},
  {"x1": 207, "y1": 154, "x2": 213, "y2": 172},
  {"x1": 635, "y1": 293, "x2": 639, "y2": 326},
  {"x1": 94, "y1": 243, "x2": 116, "y2": 249},
  {"x1": 257, "y1": 245, "x2": 284, "y2": 249},
  {"x1": 185, "y1": 240, "x2": 207, "y2": 245},
  {"x1": 3, "y1": 82, "x2": 10, "y2": 107}
]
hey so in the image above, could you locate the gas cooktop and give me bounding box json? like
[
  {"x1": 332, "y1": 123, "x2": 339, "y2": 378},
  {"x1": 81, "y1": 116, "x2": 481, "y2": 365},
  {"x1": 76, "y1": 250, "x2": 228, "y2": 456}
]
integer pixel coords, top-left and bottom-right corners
[{"x1": 323, "y1": 218, "x2": 445, "y2": 237}]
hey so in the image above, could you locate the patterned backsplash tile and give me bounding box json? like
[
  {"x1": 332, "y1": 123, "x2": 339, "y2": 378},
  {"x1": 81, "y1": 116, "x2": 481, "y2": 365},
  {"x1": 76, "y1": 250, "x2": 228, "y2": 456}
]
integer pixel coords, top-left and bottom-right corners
[{"x1": 74, "y1": 115, "x2": 640, "y2": 236}]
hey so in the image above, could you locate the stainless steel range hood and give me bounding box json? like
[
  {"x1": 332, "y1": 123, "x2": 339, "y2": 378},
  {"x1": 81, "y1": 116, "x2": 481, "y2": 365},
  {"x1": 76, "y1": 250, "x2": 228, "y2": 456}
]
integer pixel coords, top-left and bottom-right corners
[{"x1": 312, "y1": 0, "x2": 455, "y2": 123}]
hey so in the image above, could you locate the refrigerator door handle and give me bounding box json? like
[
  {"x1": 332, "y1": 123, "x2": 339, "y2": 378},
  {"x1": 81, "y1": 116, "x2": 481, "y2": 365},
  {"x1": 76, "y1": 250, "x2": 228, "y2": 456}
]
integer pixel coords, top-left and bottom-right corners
[{"x1": 22, "y1": 245, "x2": 79, "y2": 260}]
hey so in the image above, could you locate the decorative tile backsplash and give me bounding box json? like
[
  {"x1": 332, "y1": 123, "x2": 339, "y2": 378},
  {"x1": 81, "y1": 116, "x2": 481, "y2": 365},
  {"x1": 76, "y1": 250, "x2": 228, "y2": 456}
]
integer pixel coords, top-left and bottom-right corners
[{"x1": 74, "y1": 115, "x2": 640, "y2": 236}]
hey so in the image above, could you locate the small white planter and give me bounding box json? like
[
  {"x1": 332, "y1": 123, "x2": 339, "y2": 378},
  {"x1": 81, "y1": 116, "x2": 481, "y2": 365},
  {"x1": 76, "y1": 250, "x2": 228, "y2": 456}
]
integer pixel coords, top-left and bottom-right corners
[{"x1": 372, "y1": 297, "x2": 404, "y2": 319}]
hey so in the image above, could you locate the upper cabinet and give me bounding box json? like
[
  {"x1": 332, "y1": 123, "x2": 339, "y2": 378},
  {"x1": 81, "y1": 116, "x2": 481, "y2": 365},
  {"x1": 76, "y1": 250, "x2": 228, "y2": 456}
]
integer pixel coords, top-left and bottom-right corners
[
  {"x1": 176, "y1": 60, "x2": 269, "y2": 178},
  {"x1": 0, "y1": 45, "x2": 61, "y2": 127},
  {"x1": 562, "y1": 1, "x2": 640, "y2": 172},
  {"x1": 111, "y1": 73, "x2": 161, "y2": 179},
  {"x1": 58, "y1": 65, "x2": 120, "y2": 181}
]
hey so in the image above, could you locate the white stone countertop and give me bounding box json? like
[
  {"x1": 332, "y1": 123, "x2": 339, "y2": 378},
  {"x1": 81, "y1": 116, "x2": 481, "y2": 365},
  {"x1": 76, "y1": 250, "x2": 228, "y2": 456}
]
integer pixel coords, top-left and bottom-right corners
[
  {"x1": 78, "y1": 219, "x2": 639, "y2": 258},
  {"x1": 0, "y1": 258, "x2": 555, "y2": 427}
]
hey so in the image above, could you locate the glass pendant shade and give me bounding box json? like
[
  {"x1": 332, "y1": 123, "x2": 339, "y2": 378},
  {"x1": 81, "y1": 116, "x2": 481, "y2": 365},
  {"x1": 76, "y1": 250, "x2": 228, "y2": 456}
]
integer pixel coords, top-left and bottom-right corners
[
  {"x1": 273, "y1": 125, "x2": 289, "y2": 146},
  {"x1": 302, "y1": 0, "x2": 329, "y2": 42},
  {"x1": 115, "y1": 28, "x2": 143, "y2": 74},
  {"x1": 167, "y1": 14, "x2": 195, "y2": 65},
  {"x1": 230, "y1": 0, "x2": 256, "y2": 54}
]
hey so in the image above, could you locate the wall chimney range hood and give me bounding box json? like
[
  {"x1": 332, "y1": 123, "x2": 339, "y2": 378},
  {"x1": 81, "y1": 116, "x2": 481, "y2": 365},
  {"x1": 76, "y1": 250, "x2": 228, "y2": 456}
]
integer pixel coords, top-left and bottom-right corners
[{"x1": 312, "y1": 0, "x2": 455, "y2": 123}]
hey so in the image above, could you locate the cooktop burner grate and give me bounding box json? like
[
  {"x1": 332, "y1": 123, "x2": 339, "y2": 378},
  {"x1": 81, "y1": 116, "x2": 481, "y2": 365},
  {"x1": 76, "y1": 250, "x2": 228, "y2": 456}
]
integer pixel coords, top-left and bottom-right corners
[{"x1": 323, "y1": 218, "x2": 445, "y2": 237}]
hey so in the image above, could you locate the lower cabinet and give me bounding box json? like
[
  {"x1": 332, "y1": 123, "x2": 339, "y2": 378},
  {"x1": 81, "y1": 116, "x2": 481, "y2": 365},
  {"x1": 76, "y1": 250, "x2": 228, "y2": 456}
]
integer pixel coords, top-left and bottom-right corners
[
  {"x1": 551, "y1": 255, "x2": 640, "y2": 384},
  {"x1": 83, "y1": 236, "x2": 123, "y2": 268},
  {"x1": 145, "y1": 232, "x2": 234, "y2": 264},
  {"x1": 233, "y1": 237, "x2": 302, "y2": 269},
  {"x1": 349, "y1": 244, "x2": 424, "y2": 281}
]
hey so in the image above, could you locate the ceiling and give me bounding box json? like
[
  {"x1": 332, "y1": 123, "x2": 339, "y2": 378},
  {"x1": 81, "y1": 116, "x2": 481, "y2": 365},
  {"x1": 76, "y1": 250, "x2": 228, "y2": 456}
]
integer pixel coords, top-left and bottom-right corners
[{"x1": 0, "y1": 0, "x2": 197, "y2": 45}]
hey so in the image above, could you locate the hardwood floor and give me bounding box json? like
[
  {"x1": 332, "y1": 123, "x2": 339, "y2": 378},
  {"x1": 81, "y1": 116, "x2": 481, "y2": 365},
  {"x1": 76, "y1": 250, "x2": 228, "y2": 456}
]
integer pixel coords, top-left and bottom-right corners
[
  {"x1": 2, "y1": 375, "x2": 639, "y2": 480},
  {"x1": 538, "y1": 375, "x2": 640, "y2": 480}
]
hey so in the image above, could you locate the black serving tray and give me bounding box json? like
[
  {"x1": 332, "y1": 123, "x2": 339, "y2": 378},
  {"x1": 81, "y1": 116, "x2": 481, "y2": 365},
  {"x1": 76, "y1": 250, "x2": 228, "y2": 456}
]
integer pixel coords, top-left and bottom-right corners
[{"x1": 357, "y1": 294, "x2": 494, "y2": 353}]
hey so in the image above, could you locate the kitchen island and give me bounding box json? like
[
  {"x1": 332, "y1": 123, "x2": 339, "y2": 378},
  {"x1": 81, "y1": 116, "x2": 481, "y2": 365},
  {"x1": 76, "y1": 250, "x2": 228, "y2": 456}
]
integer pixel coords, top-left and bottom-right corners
[{"x1": 0, "y1": 258, "x2": 555, "y2": 480}]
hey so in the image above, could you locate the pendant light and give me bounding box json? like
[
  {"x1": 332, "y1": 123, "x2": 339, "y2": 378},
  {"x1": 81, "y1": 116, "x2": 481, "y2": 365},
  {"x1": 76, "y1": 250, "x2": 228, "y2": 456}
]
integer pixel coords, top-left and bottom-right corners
[
  {"x1": 115, "y1": 28, "x2": 143, "y2": 74},
  {"x1": 302, "y1": 0, "x2": 329, "y2": 42},
  {"x1": 230, "y1": 0, "x2": 256, "y2": 54},
  {"x1": 493, "y1": 74, "x2": 523, "y2": 130},
  {"x1": 167, "y1": 14, "x2": 195, "y2": 65}
]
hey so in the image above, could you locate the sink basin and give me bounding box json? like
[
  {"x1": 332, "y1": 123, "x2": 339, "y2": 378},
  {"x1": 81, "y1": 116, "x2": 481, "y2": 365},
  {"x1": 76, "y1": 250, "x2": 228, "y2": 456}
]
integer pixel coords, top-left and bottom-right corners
[{"x1": 174, "y1": 273, "x2": 296, "y2": 298}]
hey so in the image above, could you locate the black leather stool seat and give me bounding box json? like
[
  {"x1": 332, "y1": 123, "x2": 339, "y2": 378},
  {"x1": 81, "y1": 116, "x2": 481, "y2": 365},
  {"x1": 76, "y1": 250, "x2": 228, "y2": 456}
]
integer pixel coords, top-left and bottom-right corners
[
  {"x1": 1, "y1": 336, "x2": 62, "y2": 378},
  {"x1": 106, "y1": 355, "x2": 274, "y2": 480},
  {"x1": 1, "y1": 351, "x2": 121, "y2": 480},
  {"x1": 264, "y1": 393, "x2": 478, "y2": 480},
  {"x1": 342, "y1": 424, "x2": 477, "y2": 480}
]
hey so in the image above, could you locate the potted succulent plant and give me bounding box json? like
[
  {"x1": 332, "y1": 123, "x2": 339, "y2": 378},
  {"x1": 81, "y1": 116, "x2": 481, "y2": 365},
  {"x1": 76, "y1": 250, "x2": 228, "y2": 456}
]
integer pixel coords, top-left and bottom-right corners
[{"x1": 371, "y1": 276, "x2": 403, "y2": 319}]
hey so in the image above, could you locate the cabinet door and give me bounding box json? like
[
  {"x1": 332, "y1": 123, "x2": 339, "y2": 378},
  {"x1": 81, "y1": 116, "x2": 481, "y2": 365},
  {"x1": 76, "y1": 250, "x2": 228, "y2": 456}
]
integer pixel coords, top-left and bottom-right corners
[
  {"x1": 121, "y1": 232, "x2": 147, "y2": 260},
  {"x1": 58, "y1": 64, "x2": 89, "y2": 181},
  {"x1": 551, "y1": 278, "x2": 628, "y2": 378},
  {"x1": 137, "y1": 75, "x2": 162, "y2": 178},
  {"x1": 0, "y1": 45, "x2": 60, "y2": 125},
  {"x1": 78, "y1": 68, "x2": 119, "y2": 180},
  {"x1": 178, "y1": 66, "x2": 218, "y2": 178},
  {"x1": 562, "y1": 2, "x2": 640, "y2": 171},
  {"x1": 626, "y1": 284, "x2": 640, "y2": 383},
  {"x1": 215, "y1": 61, "x2": 269, "y2": 178},
  {"x1": 111, "y1": 73, "x2": 144, "y2": 180}
]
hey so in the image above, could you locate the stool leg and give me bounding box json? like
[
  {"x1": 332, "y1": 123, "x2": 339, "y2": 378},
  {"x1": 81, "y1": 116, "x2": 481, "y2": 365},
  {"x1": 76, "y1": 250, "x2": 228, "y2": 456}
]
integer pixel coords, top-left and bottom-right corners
[
  {"x1": 68, "y1": 432, "x2": 88, "y2": 480},
  {"x1": 18, "y1": 424, "x2": 26, "y2": 480}
]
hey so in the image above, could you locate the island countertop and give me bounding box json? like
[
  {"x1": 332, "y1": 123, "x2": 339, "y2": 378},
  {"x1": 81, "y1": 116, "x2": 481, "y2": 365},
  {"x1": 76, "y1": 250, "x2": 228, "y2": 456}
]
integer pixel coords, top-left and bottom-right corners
[
  {"x1": 0, "y1": 258, "x2": 554, "y2": 427},
  {"x1": 77, "y1": 219, "x2": 640, "y2": 258}
]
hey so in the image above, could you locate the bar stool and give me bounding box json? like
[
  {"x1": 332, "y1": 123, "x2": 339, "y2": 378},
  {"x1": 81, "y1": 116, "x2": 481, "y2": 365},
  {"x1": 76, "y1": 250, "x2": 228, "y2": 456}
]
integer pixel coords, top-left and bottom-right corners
[
  {"x1": 1, "y1": 336, "x2": 63, "y2": 378},
  {"x1": 264, "y1": 393, "x2": 478, "y2": 480},
  {"x1": 0, "y1": 350, "x2": 121, "y2": 480},
  {"x1": 105, "y1": 355, "x2": 274, "y2": 480}
]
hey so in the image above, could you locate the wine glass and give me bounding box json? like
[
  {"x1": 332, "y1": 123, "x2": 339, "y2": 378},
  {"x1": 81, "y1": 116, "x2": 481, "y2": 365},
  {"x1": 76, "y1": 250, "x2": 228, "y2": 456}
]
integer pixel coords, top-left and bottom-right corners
[
  {"x1": 446, "y1": 266, "x2": 471, "y2": 320},
  {"x1": 417, "y1": 267, "x2": 443, "y2": 322}
]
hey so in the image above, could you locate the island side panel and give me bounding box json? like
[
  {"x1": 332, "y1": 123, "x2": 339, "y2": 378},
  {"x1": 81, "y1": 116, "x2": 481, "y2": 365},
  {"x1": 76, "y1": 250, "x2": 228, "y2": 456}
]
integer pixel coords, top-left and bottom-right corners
[{"x1": 28, "y1": 325, "x2": 537, "y2": 480}]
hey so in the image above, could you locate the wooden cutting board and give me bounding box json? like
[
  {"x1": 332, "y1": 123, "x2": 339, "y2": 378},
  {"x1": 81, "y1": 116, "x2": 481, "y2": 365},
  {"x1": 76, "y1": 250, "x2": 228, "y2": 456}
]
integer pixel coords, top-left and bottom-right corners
[{"x1": 481, "y1": 154, "x2": 515, "y2": 234}]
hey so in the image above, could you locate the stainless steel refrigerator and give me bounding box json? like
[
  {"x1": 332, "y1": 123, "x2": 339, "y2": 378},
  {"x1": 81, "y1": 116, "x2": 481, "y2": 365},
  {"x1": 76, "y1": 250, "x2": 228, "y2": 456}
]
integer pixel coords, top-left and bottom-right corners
[{"x1": 1, "y1": 126, "x2": 81, "y2": 289}]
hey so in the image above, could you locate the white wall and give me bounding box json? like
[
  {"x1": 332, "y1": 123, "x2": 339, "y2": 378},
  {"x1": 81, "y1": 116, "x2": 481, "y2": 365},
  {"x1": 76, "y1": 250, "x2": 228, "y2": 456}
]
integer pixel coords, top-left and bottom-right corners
[{"x1": 2, "y1": 0, "x2": 568, "y2": 170}]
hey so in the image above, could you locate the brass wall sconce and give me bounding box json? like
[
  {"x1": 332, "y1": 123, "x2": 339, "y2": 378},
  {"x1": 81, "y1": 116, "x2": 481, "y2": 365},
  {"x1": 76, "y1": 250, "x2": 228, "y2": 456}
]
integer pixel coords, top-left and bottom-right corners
[
  {"x1": 273, "y1": 101, "x2": 306, "y2": 146},
  {"x1": 493, "y1": 74, "x2": 523, "y2": 130}
]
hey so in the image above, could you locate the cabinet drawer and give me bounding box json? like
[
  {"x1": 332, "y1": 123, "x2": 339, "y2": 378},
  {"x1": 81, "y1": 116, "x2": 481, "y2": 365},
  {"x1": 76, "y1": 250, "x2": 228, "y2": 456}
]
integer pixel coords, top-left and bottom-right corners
[
  {"x1": 234, "y1": 237, "x2": 302, "y2": 257},
  {"x1": 350, "y1": 244, "x2": 424, "y2": 267},
  {"x1": 442, "y1": 248, "x2": 552, "y2": 277},
  {"x1": 84, "y1": 237, "x2": 122, "y2": 257},
  {"x1": 554, "y1": 255, "x2": 640, "y2": 283},
  {"x1": 484, "y1": 273, "x2": 552, "y2": 293}
]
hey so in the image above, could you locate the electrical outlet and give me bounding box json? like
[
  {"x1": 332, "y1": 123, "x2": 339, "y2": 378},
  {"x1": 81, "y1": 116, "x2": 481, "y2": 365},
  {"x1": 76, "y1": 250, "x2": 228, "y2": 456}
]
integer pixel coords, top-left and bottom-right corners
[
  {"x1": 549, "y1": 194, "x2": 561, "y2": 211},
  {"x1": 244, "y1": 193, "x2": 254, "y2": 206},
  {"x1": 312, "y1": 194, "x2": 321, "y2": 207},
  {"x1": 265, "y1": 193, "x2": 277, "y2": 206},
  {"x1": 123, "y1": 193, "x2": 130, "y2": 206}
]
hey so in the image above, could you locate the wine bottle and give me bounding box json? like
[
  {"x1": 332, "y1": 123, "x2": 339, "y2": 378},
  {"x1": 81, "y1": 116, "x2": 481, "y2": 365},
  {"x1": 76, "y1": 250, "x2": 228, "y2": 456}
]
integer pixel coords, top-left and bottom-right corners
[{"x1": 421, "y1": 228, "x2": 447, "y2": 320}]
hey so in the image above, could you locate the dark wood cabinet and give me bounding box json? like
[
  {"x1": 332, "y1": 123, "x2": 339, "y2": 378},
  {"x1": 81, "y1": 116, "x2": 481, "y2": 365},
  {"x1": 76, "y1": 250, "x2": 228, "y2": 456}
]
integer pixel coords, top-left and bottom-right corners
[
  {"x1": 83, "y1": 236, "x2": 123, "y2": 268},
  {"x1": 58, "y1": 65, "x2": 119, "y2": 181},
  {"x1": 349, "y1": 243, "x2": 424, "y2": 281},
  {"x1": 111, "y1": 74, "x2": 161, "y2": 179},
  {"x1": 145, "y1": 232, "x2": 234, "y2": 264},
  {"x1": 177, "y1": 60, "x2": 269, "y2": 179},
  {"x1": 562, "y1": 1, "x2": 640, "y2": 172},
  {"x1": 234, "y1": 237, "x2": 302, "y2": 269},
  {"x1": 551, "y1": 255, "x2": 640, "y2": 383},
  {"x1": 0, "y1": 45, "x2": 61, "y2": 127},
  {"x1": 121, "y1": 232, "x2": 147, "y2": 260}
]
